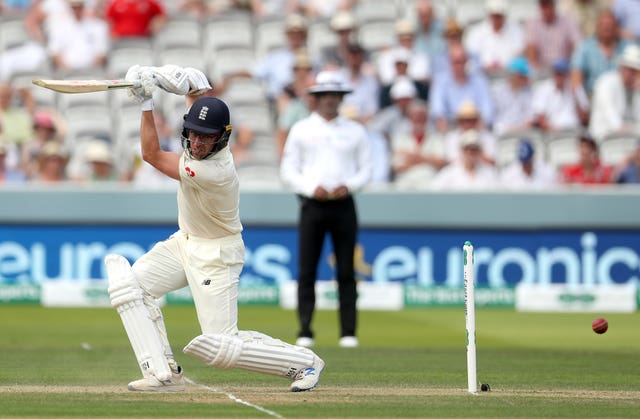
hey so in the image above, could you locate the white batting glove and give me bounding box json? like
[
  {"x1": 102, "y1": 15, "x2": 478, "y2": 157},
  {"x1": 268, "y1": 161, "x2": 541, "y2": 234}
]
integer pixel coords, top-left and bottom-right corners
[
  {"x1": 125, "y1": 65, "x2": 155, "y2": 103},
  {"x1": 184, "y1": 67, "x2": 212, "y2": 95},
  {"x1": 152, "y1": 65, "x2": 190, "y2": 95}
]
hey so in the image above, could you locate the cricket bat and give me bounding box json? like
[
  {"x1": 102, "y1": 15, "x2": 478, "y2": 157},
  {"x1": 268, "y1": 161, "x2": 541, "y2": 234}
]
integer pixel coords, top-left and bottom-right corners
[{"x1": 32, "y1": 78, "x2": 140, "y2": 94}]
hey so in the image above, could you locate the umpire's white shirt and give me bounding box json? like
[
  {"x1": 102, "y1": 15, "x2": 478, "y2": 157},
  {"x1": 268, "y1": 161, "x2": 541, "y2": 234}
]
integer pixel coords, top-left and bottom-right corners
[{"x1": 280, "y1": 112, "x2": 373, "y2": 197}]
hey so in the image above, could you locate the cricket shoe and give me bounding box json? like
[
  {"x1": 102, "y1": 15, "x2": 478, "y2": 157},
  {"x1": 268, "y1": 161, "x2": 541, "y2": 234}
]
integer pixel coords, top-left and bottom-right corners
[
  {"x1": 295, "y1": 336, "x2": 315, "y2": 348},
  {"x1": 338, "y1": 336, "x2": 359, "y2": 348},
  {"x1": 128, "y1": 366, "x2": 186, "y2": 392},
  {"x1": 290, "y1": 356, "x2": 325, "y2": 392}
]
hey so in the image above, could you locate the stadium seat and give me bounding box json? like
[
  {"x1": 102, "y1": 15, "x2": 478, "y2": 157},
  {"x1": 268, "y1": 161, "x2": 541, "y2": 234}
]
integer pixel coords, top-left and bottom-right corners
[
  {"x1": 207, "y1": 48, "x2": 255, "y2": 81},
  {"x1": 107, "y1": 47, "x2": 154, "y2": 78},
  {"x1": 0, "y1": 17, "x2": 30, "y2": 51},
  {"x1": 221, "y1": 78, "x2": 269, "y2": 108},
  {"x1": 153, "y1": 17, "x2": 202, "y2": 53},
  {"x1": 357, "y1": 21, "x2": 396, "y2": 53},
  {"x1": 546, "y1": 134, "x2": 579, "y2": 169},
  {"x1": 495, "y1": 131, "x2": 546, "y2": 168},
  {"x1": 202, "y1": 17, "x2": 254, "y2": 53},
  {"x1": 354, "y1": 1, "x2": 399, "y2": 25},
  {"x1": 307, "y1": 19, "x2": 338, "y2": 60},
  {"x1": 254, "y1": 18, "x2": 287, "y2": 61},
  {"x1": 599, "y1": 135, "x2": 639, "y2": 166},
  {"x1": 156, "y1": 47, "x2": 206, "y2": 71}
]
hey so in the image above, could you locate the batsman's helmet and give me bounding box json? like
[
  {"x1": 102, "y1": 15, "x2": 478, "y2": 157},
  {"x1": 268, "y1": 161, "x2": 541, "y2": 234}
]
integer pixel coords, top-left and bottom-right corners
[{"x1": 181, "y1": 97, "x2": 232, "y2": 160}]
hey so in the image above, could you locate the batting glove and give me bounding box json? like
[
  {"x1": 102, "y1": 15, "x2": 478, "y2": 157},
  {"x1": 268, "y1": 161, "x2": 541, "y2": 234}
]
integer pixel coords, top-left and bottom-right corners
[
  {"x1": 152, "y1": 65, "x2": 190, "y2": 95},
  {"x1": 125, "y1": 65, "x2": 155, "y2": 104},
  {"x1": 184, "y1": 67, "x2": 212, "y2": 95}
]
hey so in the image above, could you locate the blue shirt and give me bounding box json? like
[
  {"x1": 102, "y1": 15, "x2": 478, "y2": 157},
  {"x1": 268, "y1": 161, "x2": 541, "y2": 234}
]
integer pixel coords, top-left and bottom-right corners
[
  {"x1": 252, "y1": 48, "x2": 295, "y2": 100},
  {"x1": 571, "y1": 37, "x2": 629, "y2": 93},
  {"x1": 617, "y1": 162, "x2": 640, "y2": 183},
  {"x1": 430, "y1": 72, "x2": 495, "y2": 125},
  {"x1": 613, "y1": 0, "x2": 640, "y2": 39}
]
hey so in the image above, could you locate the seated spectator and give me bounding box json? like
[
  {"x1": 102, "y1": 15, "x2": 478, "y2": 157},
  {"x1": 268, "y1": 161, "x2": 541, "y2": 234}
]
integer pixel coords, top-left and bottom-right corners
[
  {"x1": 525, "y1": 0, "x2": 582, "y2": 74},
  {"x1": 443, "y1": 101, "x2": 497, "y2": 165},
  {"x1": 31, "y1": 141, "x2": 69, "y2": 182},
  {"x1": 531, "y1": 58, "x2": 589, "y2": 133},
  {"x1": 49, "y1": 0, "x2": 109, "y2": 72},
  {"x1": 252, "y1": 14, "x2": 310, "y2": 101},
  {"x1": 320, "y1": 10, "x2": 358, "y2": 70},
  {"x1": 612, "y1": 0, "x2": 640, "y2": 41},
  {"x1": 499, "y1": 138, "x2": 557, "y2": 189},
  {"x1": 297, "y1": 0, "x2": 354, "y2": 19},
  {"x1": 104, "y1": 0, "x2": 167, "y2": 39},
  {"x1": 615, "y1": 140, "x2": 640, "y2": 183},
  {"x1": 431, "y1": 129, "x2": 499, "y2": 190},
  {"x1": 589, "y1": 44, "x2": 640, "y2": 140},
  {"x1": 84, "y1": 139, "x2": 119, "y2": 181},
  {"x1": 376, "y1": 19, "x2": 431, "y2": 87},
  {"x1": 561, "y1": 134, "x2": 613, "y2": 184},
  {"x1": 571, "y1": 9, "x2": 629, "y2": 95},
  {"x1": 378, "y1": 47, "x2": 429, "y2": 109},
  {"x1": 431, "y1": 18, "x2": 482, "y2": 78},
  {"x1": 390, "y1": 99, "x2": 447, "y2": 189},
  {"x1": 559, "y1": 0, "x2": 610, "y2": 37},
  {"x1": 0, "y1": 82, "x2": 34, "y2": 148},
  {"x1": 491, "y1": 56, "x2": 535, "y2": 136},
  {"x1": 430, "y1": 44, "x2": 494, "y2": 132},
  {"x1": 20, "y1": 110, "x2": 62, "y2": 178},
  {"x1": 412, "y1": 0, "x2": 445, "y2": 59},
  {"x1": 368, "y1": 77, "x2": 417, "y2": 144},
  {"x1": 338, "y1": 43, "x2": 380, "y2": 124},
  {"x1": 0, "y1": 142, "x2": 25, "y2": 183},
  {"x1": 464, "y1": 0, "x2": 526, "y2": 77}
]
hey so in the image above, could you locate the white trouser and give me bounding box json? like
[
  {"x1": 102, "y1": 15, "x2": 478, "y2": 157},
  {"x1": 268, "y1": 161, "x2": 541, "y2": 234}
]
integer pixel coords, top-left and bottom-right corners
[{"x1": 133, "y1": 230, "x2": 245, "y2": 335}]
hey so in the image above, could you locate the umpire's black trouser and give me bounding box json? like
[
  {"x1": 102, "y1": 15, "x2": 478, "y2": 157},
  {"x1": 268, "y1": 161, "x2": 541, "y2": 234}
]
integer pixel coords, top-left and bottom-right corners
[{"x1": 297, "y1": 195, "x2": 358, "y2": 339}]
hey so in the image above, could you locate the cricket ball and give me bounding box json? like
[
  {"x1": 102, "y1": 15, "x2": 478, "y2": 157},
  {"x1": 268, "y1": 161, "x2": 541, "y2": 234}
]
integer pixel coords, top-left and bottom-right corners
[
  {"x1": 592, "y1": 317, "x2": 608, "y2": 334},
  {"x1": 480, "y1": 383, "x2": 491, "y2": 392}
]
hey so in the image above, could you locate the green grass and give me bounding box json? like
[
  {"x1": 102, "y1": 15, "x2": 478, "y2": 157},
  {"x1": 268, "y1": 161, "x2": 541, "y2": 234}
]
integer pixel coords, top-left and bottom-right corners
[{"x1": 1, "y1": 306, "x2": 639, "y2": 417}]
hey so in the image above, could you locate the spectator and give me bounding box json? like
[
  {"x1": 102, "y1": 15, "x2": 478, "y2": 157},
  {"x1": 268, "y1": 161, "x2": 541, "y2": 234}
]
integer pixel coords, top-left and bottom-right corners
[
  {"x1": 561, "y1": 134, "x2": 613, "y2": 184},
  {"x1": 612, "y1": 0, "x2": 640, "y2": 41},
  {"x1": 430, "y1": 44, "x2": 494, "y2": 132},
  {"x1": 571, "y1": 9, "x2": 629, "y2": 95},
  {"x1": 491, "y1": 56, "x2": 535, "y2": 136},
  {"x1": 83, "y1": 139, "x2": 119, "y2": 181},
  {"x1": 104, "y1": 0, "x2": 167, "y2": 39},
  {"x1": 431, "y1": 129, "x2": 499, "y2": 190},
  {"x1": 48, "y1": 0, "x2": 109, "y2": 72},
  {"x1": 377, "y1": 47, "x2": 429, "y2": 109},
  {"x1": 412, "y1": 0, "x2": 445, "y2": 59},
  {"x1": 338, "y1": 43, "x2": 380, "y2": 124},
  {"x1": 431, "y1": 18, "x2": 482, "y2": 78},
  {"x1": 464, "y1": 0, "x2": 526, "y2": 77},
  {"x1": 368, "y1": 77, "x2": 417, "y2": 145},
  {"x1": 525, "y1": 0, "x2": 582, "y2": 73},
  {"x1": 376, "y1": 19, "x2": 431, "y2": 87},
  {"x1": 589, "y1": 44, "x2": 640, "y2": 140},
  {"x1": 32, "y1": 141, "x2": 69, "y2": 182},
  {"x1": 531, "y1": 58, "x2": 589, "y2": 132},
  {"x1": 252, "y1": 13, "x2": 309, "y2": 101},
  {"x1": 0, "y1": 142, "x2": 25, "y2": 183},
  {"x1": 250, "y1": 0, "x2": 299, "y2": 18},
  {"x1": 559, "y1": 0, "x2": 610, "y2": 37},
  {"x1": 20, "y1": 110, "x2": 62, "y2": 178},
  {"x1": 389, "y1": 99, "x2": 447, "y2": 189},
  {"x1": 1, "y1": 0, "x2": 33, "y2": 15},
  {"x1": 443, "y1": 100, "x2": 497, "y2": 165},
  {"x1": 320, "y1": 10, "x2": 358, "y2": 70},
  {"x1": 297, "y1": 0, "x2": 354, "y2": 19},
  {"x1": 0, "y1": 82, "x2": 34, "y2": 148},
  {"x1": 615, "y1": 140, "x2": 640, "y2": 183},
  {"x1": 499, "y1": 138, "x2": 557, "y2": 189}
]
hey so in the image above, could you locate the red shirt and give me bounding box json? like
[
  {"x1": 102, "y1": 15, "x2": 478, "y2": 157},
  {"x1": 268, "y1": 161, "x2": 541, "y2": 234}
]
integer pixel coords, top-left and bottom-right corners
[
  {"x1": 561, "y1": 161, "x2": 613, "y2": 184},
  {"x1": 105, "y1": 0, "x2": 165, "y2": 38}
]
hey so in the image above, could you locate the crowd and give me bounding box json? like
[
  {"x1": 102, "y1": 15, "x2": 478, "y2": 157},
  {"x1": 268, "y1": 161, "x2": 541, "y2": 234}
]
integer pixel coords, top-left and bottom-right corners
[{"x1": 0, "y1": 0, "x2": 640, "y2": 188}]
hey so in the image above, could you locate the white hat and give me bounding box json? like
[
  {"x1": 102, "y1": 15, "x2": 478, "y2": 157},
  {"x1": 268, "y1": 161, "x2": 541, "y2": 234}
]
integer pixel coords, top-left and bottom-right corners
[
  {"x1": 330, "y1": 10, "x2": 356, "y2": 31},
  {"x1": 395, "y1": 19, "x2": 416, "y2": 36},
  {"x1": 618, "y1": 44, "x2": 640, "y2": 70},
  {"x1": 460, "y1": 129, "x2": 481, "y2": 149},
  {"x1": 308, "y1": 71, "x2": 353, "y2": 94},
  {"x1": 390, "y1": 77, "x2": 417, "y2": 100},
  {"x1": 285, "y1": 14, "x2": 308, "y2": 31},
  {"x1": 392, "y1": 47, "x2": 412, "y2": 63},
  {"x1": 85, "y1": 140, "x2": 113, "y2": 164},
  {"x1": 486, "y1": 0, "x2": 508, "y2": 15}
]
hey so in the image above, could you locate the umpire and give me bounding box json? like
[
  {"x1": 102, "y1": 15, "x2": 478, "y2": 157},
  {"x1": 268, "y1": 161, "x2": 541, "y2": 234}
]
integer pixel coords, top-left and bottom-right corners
[{"x1": 281, "y1": 71, "x2": 373, "y2": 348}]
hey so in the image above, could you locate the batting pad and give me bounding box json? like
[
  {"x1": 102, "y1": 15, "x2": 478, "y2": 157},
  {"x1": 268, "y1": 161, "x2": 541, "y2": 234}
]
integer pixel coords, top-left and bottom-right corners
[
  {"x1": 105, "y1": 254, "x2": 172, "y2": 382},
  {"x1": 183, "y1": 331, "x2": 316, "y2": 379}
]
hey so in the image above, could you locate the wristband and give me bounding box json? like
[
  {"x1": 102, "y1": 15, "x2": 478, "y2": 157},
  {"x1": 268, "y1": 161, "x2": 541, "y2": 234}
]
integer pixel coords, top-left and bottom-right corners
[{"x1": 141, "y1": 98, "x2": 154, "y2": 111}]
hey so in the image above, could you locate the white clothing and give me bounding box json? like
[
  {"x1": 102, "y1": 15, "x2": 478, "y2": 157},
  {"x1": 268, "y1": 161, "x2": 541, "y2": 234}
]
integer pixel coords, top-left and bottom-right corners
[
  {"x1": 47, "y1": 16, "x2": 109, "y2": 70},
  {"x1": 338, "y1": 68, "x2": 380, "y2": 120},
  {"x1": 531, "y1": 78, "x2": 588, "y2": 131},
  {"x1": 499, "y1": 161, "x2": 558, "y2": 190},
  {"x1": 177, "y1": 147, "x2": 243, "y2": 239},
  {"x1": 376, "y1": 49, "x2": 431, "y2": 86},
  {"x1": 390, "y1": 131, "x2": 445, "y2": 189},
  {"x1": 589, "y1": 70, "x2": 640, "y2": 140},
  {"x1": 281, "y1": 112, "x2": 373, "y2": 197},
  {"x1": 431, "y1": 162, "x2": 499, "y2": 190},
  {"x1": 464, "y1": 20, "x2": 526, "y2": 70},
  {"x1": 444, "y1": 129, "x2": 497, "y2": 163}
]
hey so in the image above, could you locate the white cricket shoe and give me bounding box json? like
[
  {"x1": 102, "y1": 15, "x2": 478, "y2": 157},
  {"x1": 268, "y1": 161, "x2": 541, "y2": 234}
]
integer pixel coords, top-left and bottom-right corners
[
  {"x1": 290, "y1": 356, "x2": 324, "y2": 392},
  {"x1": 295, "y1": 337, "x2": 315, "y2": 348},
  {"x1": 339, "y1": 336, "x2": 359, "y2": 348},
  {"x1": 127, "y1": 366, "x2": 186, "y2": 392}
]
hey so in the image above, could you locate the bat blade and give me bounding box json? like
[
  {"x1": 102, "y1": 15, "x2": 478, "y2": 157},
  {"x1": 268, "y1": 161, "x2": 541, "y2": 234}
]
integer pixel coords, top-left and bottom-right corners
[{"x1": 32, "y1": 78, "x2": 137, "y2": 94}]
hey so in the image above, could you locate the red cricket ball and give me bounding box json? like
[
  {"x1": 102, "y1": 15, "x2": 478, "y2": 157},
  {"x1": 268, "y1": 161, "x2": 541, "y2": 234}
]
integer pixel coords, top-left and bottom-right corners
[{"x1": 592, "y1": 317, "x2": 608, "y2": 334}]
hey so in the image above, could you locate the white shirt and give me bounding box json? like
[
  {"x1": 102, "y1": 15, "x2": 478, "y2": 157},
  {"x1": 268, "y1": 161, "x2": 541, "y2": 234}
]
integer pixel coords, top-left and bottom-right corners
[
  {"x1": 431, "y1": 162, "x2": 499, "y2": 190},
  {"x1": 499, "y1": 161, "x2": 558, "y2": 190},
  {"x1": 390, "y1": 131, "x2": 445, "y2": 189},
  {"x1": 338, "y1": 68, "x2": 380, "y2": 120},
  {"x1": 280, "y1": 112, "x2": 373, "y2": 197},
  {"x1": 589, "y1": 70, "x2": 640, "y2": 140},
  {"x1": 531, "y1": 78, "x2": 588, "y2": 131},
  {"x1": 177, "y1": 147, "x2": 243, "y2": 239},
  {"x1": 376, "y1": 49, "x2": 431, "y2": 85},
  {"x1": 444, "y1": 129, "x2": 497, "y2": 163},
  {"x1": 47, "y1": 16, "x2": 109, "y2": 69},
  {"x1": 465, "y1": 20, "x2": 526, "y2": 70}
]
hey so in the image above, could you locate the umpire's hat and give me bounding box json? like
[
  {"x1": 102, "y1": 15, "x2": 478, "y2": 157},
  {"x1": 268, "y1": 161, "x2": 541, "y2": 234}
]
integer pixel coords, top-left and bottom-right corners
[{"x1": 308, "y1": 71, "x2": 353, "y2": 95}]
